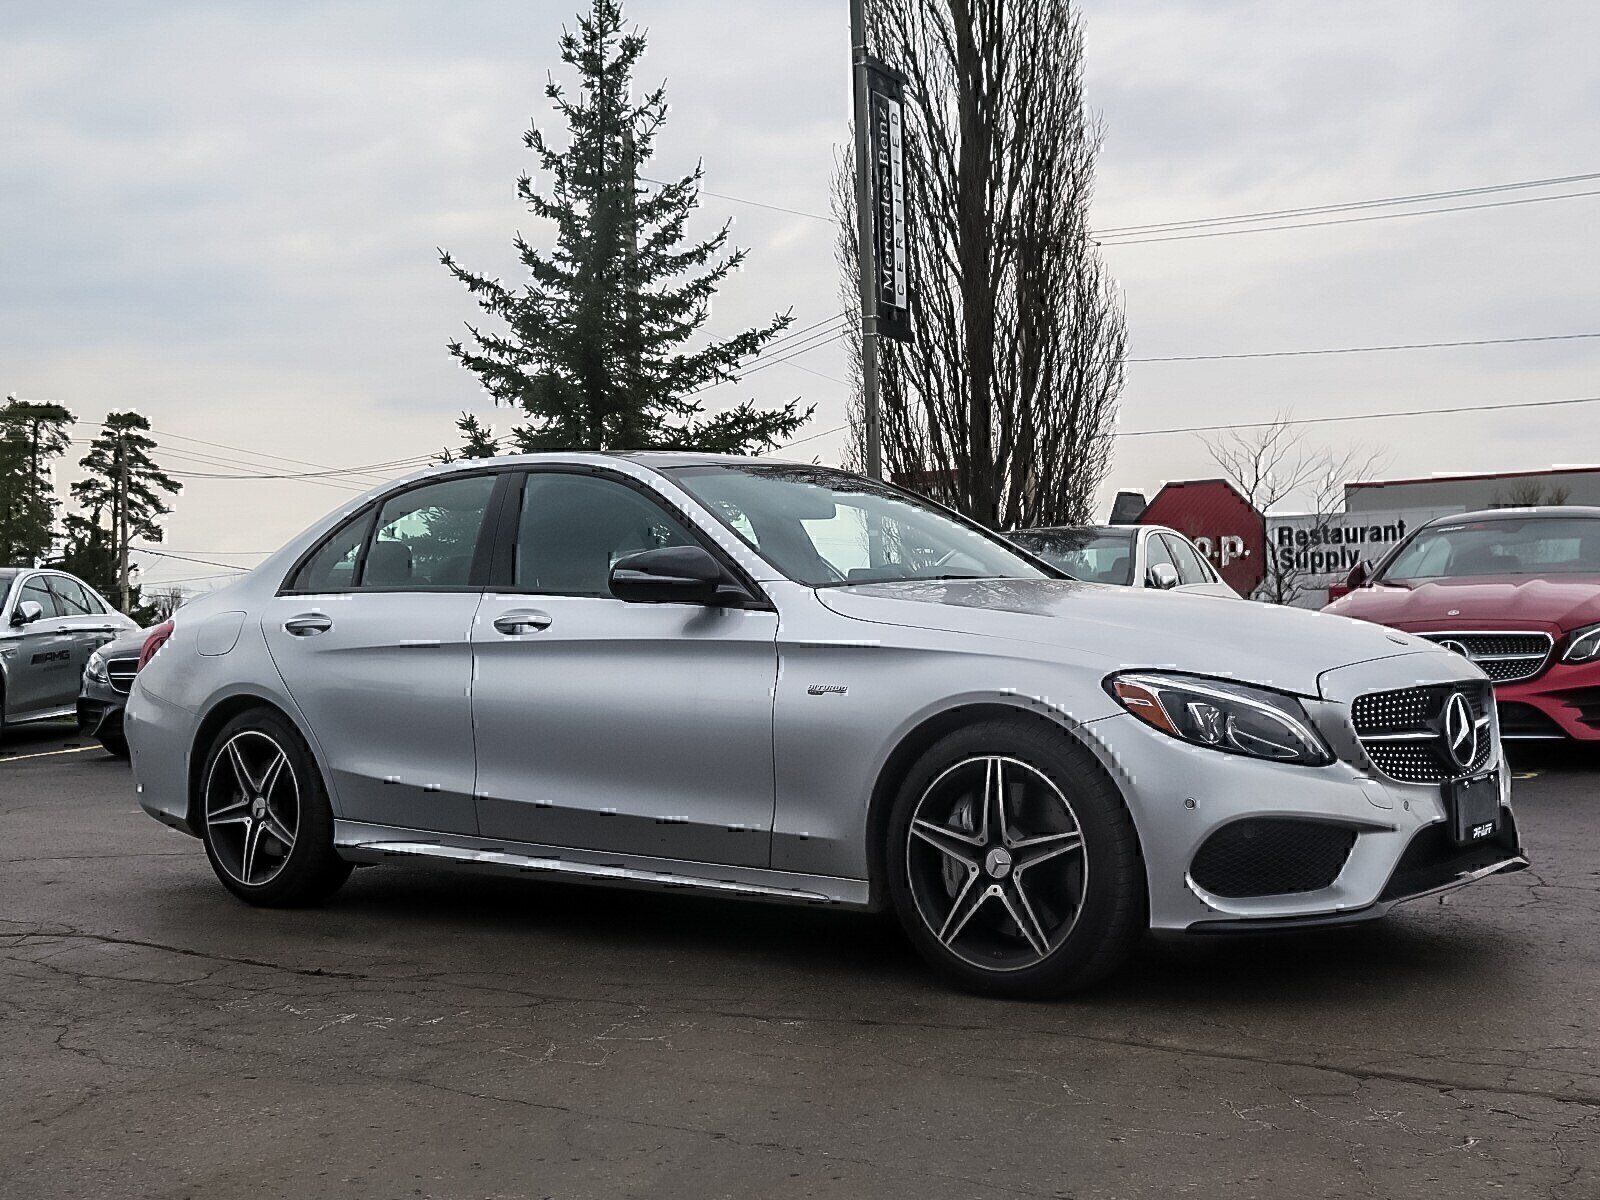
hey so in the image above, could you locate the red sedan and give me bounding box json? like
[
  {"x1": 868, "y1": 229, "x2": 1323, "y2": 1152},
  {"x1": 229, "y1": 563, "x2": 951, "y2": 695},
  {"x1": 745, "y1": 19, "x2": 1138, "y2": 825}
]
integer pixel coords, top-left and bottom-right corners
[{"x1": 1324, "y1": 507, "x2": 1600, "y2": 742}]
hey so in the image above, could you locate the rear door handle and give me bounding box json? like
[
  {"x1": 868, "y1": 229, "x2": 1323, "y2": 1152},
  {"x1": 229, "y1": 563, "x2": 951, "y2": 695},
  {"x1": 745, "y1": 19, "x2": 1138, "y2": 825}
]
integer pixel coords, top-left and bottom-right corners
[
  {"x1": 284, "y1": 614, "x2": 333, "y2": 637},
  {"x1": 493, "y1": 609, "x2": 552, "y2": 635}
]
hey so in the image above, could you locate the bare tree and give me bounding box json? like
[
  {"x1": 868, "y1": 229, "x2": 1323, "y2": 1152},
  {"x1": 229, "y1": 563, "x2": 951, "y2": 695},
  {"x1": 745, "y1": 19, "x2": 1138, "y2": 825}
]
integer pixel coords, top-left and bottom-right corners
[
  {"x1": 837, "y1": 0, "x2": 1126, "y2": 528},
  {"x1": 1205, "y1": 416, "x2": 1387, "y2": 605},
  {"x1": 1491, "y1": 481, "x2": 1570, "y2": 507},
  {"x1": 147, "y1": 585, "x2": 186, "y2": 623}
]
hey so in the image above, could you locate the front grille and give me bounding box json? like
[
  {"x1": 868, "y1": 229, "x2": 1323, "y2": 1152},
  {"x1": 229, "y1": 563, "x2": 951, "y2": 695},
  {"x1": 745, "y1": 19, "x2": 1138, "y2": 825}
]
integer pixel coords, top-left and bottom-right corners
[
  {"x1": 1351, "y1": 682, "x2": 1496, "y2": 783},
  {"x1": 1418, "y1": 632, "x2": 1552, "y2": 684},
  {"x1": 1190, "y1": 818, "x2": 1358, "y2": 898},
  {"x1": 106, "y1": 658, "x2": 139, "y2": 695}
]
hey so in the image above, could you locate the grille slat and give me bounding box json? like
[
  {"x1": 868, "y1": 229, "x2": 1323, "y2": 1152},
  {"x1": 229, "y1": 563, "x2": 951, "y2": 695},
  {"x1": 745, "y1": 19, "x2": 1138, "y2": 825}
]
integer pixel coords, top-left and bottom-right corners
[
  {"x1": 106, "y1": 658, "x2": 138, "y2": 695},
  {"x1": 1419, "y1": 632, "x2": 1552, "y2": 684},
  {"x1": 1351, "y1": 682, "x2": 1496, "y2": 783}
]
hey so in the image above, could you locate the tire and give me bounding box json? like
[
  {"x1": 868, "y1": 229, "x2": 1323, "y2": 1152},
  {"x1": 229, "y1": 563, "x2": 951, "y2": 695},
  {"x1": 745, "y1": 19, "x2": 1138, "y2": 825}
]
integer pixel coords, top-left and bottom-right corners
[
  {"x1": 197, "y1": 707, "x2": 352, "y2": 907},
  {"x1": 885, "y1": 717, "x2": 1146, "y2": 998},
  {"x1": 98, "y1": 732, "x2": 130, "y2": 759}
]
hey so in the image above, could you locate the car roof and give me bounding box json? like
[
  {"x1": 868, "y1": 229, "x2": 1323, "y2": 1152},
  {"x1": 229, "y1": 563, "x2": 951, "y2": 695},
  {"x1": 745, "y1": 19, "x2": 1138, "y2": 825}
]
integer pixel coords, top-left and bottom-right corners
[{"x1": 1422, "y1": 506, "x2": 1600, "y2": 527}]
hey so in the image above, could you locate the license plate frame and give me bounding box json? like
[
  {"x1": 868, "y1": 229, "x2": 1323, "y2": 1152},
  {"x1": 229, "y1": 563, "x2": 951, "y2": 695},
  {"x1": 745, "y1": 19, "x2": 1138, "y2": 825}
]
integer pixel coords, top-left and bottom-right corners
[{"x1": 1443, "y1": 772, "x2": 1500, "y2": 845}]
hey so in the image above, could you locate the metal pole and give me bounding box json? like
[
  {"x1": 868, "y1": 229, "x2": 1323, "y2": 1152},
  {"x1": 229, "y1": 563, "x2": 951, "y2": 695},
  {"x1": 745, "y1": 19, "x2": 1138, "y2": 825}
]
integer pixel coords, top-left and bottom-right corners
[
  {"x1": 117, "y1": 431, "x2": 130, "y2": 613},
  {"x1": 850, "y1": 0, "x2": 883, "y2": 480}
]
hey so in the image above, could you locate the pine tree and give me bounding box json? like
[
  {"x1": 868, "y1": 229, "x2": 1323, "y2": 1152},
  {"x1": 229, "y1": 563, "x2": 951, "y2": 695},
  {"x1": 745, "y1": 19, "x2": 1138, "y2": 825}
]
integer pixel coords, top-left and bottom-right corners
[
  {"x1": 69, "y1": 411, "x2": 181, "y2": 611},
  {"x1": 441, "y1": 0, "x2": 810, "y2": 456},
  {"x1": 0, "y1": 397, "x2": 74, "y2": 566}
]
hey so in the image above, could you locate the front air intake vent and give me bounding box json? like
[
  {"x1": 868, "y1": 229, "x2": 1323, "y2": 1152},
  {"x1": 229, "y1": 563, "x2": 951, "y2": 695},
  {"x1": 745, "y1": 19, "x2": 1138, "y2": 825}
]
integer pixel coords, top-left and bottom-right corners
[{"x1": 1190, "y1": 818, "x2": 1358, "y2": 898}]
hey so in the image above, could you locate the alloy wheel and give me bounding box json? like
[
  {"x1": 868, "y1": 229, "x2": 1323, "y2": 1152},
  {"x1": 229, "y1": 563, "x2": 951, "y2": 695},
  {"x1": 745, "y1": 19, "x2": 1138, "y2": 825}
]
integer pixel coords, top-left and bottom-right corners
[
  {"x1": 905, "y1": 755, "x2": 1088, "y2": 972},
  {"x1": 204, "y1": 731, "x2": 300, "y2": 887}
]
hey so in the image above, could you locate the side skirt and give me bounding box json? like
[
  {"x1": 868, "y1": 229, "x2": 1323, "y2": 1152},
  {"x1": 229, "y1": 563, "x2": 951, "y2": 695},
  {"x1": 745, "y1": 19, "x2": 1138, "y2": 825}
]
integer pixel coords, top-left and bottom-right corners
[{"x1": 333, "y1": 820, "x2": 873, "y2": 909}]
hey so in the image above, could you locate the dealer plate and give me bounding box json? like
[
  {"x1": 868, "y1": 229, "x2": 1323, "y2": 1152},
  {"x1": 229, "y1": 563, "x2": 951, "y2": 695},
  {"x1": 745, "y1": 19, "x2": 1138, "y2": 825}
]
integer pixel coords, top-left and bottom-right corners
[{"x1": 1444, "y1": 772, "x2": 1500, "y2": 845}]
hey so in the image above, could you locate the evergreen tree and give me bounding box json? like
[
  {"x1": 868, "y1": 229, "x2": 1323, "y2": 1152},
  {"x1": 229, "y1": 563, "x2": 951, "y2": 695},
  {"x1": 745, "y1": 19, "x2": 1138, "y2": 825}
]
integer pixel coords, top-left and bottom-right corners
[
  {"x1": 441, "y1": 0, "x2": 809, "y2": 456},
  {"x1": 69, "y1": 411, "x2": 181, "y2": 611},
  {"x1": 0, "y1": 397, "x2": 74, "y2": 565}
]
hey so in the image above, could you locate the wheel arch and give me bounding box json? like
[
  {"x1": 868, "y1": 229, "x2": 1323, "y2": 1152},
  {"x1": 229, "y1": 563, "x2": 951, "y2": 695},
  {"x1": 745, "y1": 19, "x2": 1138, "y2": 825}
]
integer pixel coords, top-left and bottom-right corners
[{"x1": 863, "y1": 700, "x2": 1143, "y2": 909}]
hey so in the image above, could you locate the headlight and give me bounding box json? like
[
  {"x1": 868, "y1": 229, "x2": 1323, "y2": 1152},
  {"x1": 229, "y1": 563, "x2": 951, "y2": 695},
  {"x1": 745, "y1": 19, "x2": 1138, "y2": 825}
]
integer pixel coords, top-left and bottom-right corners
[
  {"x1": 1565, "y1": 623, "x2": 1600, "y2": 664},
  {"x1": 1106, "y1": 672, "x2": 1333, "y2": 766},
  {"x1": 85, "y1": 651, "x2": 109, "y2": 684}
]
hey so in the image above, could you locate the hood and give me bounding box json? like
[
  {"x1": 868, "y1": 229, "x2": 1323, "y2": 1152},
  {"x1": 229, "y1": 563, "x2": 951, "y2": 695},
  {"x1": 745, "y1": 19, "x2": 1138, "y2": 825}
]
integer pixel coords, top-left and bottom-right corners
[
  {"x1": 816, "y1": 578, "x2": 1436, "y2": 697},
  {"x1": 1326, "y1": 574, "x2": 1600, "y2": 633}
]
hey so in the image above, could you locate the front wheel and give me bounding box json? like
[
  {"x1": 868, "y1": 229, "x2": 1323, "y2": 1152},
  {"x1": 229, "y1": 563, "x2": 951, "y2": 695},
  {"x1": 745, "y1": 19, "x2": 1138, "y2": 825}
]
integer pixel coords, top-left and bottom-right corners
[
  {"x1": 885, "y1": 719, "x2": 1146, "y2": 998},
  {"x1": 198, "y1": 708, "x2": 351, "y2": 907}
]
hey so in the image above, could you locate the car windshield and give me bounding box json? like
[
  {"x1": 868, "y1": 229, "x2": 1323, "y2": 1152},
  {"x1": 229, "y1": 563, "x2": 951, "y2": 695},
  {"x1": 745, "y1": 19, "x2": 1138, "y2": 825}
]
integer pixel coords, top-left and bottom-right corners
[
  {"x1": 670, "y1": 464, "x2": 1053, "y2": 588},
  {"x1": 1006, "y1": 528, "x2": 1134, "y2": 586},
  {"x1": 1379, "y1": 515, "x2": 1600, "y2": 581}
]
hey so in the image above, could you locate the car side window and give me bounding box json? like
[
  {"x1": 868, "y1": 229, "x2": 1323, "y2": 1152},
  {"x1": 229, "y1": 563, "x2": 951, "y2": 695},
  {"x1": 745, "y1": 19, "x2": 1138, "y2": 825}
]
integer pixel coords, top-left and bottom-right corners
[
  {"x1": 45, "y1": 575, "x2": 93, "y2": 615},
  {"x1": 18, "y1": 577, "x2": 63, "y2": 619},
  {"x1": 514, "y1": 473, "x2": 697, "y2": 595},
  {"x1": 1142, "y1": 533, "x2": 1176, "y2": 584},
  {"x1": 291, "y1": 510, "x2": 374, "y2": 593},
  {"x1": 1163, "y1": 535, "x2": 1212, "y2": 586},
  {"x1": 363, "y1": 475, "x2": 497, "y2": 589}
]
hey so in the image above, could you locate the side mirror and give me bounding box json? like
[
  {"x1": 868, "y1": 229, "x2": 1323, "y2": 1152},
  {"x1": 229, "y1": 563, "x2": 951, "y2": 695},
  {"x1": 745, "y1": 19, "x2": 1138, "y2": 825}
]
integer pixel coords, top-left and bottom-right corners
[
  {"x1": 10, "y1": 600, "x2": 44, "y2": 627},
  {"x1": 610, "y1": 545, "x2": 736, "y2": 606},
  {"x1": 1344, "y1": 560, "x2": 1370, "y2": 590},
  {"x1": 1146, "y1": 563, "x2": 1180, "y2": 591}
]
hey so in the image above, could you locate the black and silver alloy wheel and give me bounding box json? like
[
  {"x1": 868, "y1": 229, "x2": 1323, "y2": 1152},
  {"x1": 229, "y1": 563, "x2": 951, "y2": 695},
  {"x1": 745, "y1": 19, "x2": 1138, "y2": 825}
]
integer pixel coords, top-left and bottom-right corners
[
  {"x1": 887, "y1": 719, "x2": 1145, "y2": 997},
  {"x1": 204, "y1": 731, "x2": 300, "y2": 887},
  {"x1": 198, "y1": 708, "x2": 352, "y2": 907},
  {"x1": 907, "y1": 756, "x2": 1087, "y2": 971}
]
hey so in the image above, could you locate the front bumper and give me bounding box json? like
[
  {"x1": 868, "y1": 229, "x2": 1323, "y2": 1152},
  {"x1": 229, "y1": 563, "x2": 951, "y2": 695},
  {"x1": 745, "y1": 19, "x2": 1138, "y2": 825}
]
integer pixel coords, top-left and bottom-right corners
[
  {"x1": 1493, "y1": 657, "x2": 1600, "y2": 741},
  {"x1": 1089, "y1": 657, "x2": 1527, "y2": 934},
  {"x1": 76, "y1": 679, "x2": 127, "y2": 741}
]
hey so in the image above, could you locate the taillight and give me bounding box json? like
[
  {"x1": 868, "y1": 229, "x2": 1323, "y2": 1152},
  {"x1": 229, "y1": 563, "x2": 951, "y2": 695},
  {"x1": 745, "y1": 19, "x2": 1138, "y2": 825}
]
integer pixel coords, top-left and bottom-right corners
[{"x1": 137, "y1": 620, "x2": 175, "y2": 671}]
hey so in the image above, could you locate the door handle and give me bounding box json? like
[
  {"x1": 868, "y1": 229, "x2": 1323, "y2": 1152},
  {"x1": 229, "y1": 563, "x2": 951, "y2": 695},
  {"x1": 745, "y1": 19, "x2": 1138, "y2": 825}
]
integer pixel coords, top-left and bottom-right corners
[
  {"x1": 284, "y1": 614, "x2": 333, "y2": 637},
  {"x1": 493, "y1": 609, "x2": 552, "y2": 635}
]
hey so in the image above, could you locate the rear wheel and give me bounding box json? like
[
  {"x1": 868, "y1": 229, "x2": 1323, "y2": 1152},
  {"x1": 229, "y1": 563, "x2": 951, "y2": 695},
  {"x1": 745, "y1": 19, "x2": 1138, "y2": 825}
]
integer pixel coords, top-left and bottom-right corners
[
  {"x1": 885, "y1": 718, "x2": 1146, "y2": 998},
  {"x1": 198, "y1": 708, "x2": 351, "y2": 906}
]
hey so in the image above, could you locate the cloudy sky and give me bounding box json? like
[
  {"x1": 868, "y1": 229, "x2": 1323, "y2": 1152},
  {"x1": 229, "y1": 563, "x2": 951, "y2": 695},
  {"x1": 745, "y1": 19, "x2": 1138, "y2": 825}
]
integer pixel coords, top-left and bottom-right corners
[{"x1": 3, "y1": 0, "x2": 1597, "y2": 591}]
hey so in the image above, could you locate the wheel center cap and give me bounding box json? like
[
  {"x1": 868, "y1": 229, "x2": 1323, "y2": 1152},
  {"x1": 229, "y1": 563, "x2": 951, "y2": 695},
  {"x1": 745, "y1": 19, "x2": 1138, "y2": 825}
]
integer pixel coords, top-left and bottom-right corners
[
  {"x1": 251, "y1": 797, "x2": 267, "y2": 820},
  {"x1": 984, "y1": 846, "x2": 1013, "y2": 880}
]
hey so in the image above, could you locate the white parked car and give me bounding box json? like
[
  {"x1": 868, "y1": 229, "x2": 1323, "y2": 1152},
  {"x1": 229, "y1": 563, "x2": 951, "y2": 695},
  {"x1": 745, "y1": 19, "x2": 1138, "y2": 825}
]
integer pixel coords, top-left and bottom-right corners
[{"x1": 1006, "y1": 524, "x2": 1239, "y2": 598}]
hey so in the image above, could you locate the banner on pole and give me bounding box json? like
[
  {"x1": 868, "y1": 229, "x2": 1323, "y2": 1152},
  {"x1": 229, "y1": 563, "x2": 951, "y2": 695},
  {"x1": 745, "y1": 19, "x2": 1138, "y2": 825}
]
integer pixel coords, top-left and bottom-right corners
[{"x1": 865, "y1": 59, "x2": 912, "y2": 343}]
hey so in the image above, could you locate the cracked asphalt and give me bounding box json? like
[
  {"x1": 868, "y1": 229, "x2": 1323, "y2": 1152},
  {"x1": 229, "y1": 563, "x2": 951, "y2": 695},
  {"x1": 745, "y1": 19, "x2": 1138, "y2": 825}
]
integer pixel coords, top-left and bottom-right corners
[{"x1": 1, "y1": 720, "x2": 1597, "y2": 1199}]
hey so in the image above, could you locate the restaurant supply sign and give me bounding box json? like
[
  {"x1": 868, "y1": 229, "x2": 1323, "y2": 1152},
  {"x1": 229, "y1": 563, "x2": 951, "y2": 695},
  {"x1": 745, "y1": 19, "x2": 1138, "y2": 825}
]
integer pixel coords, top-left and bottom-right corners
[{"x1": 1266, "y1": 507, "x2": 1461, "y2": 606}]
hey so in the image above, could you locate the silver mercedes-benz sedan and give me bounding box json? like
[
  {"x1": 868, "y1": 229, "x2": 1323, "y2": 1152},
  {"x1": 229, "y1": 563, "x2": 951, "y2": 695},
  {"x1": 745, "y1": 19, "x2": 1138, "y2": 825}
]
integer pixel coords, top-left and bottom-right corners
[{"x1": 126, "y1": 454, "x2": 1527, "y2": 996}]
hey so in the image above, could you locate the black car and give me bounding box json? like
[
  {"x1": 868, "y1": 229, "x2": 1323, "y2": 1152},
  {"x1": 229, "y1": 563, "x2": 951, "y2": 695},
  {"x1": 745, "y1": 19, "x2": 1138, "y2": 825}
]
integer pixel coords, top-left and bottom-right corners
[{"x1": 78, "y1": 627, "x2": 148, "y2": 757}]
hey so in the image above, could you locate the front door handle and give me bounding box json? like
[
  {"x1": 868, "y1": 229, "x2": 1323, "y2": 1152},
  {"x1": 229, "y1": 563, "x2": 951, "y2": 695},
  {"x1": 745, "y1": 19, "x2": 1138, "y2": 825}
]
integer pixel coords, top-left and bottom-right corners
[
  {"x1": 493, "y1": 609, "x2": 552, "y2": 635},
  {"x1": 284, "y1": 613, "x2": 333, "y2": 637}
]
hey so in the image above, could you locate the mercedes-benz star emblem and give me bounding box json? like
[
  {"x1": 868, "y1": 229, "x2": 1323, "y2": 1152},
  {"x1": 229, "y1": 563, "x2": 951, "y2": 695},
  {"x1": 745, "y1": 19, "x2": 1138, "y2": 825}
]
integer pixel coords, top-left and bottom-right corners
[
  {"x1": 1443, "y1": 691, "x2": 1478, "y2": 771},
  {"x1": 984, "y1": 846, "x2": 1013, "y2": 880},
  {"x1": 1436, "y1": 639, "x2": 1472, "y2": 659}
]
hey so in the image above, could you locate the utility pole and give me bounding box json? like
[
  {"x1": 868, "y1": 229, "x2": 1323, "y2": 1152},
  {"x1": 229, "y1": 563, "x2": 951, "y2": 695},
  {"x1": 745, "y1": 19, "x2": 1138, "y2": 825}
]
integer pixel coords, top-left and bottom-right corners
[
  {"x1": 116, "y1": 430, "x2": 130, "y2": 613},
  {"x1": 850, "y1": 0, "x2": 883, "y2": 480}
]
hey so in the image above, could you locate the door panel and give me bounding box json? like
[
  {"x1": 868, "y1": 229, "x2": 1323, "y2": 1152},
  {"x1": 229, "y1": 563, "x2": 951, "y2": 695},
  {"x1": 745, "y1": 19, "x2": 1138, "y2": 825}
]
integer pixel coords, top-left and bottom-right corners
[
  {"x1": 3, "y1": 577, "x2": 76, "y2": 718},
  {"x1": 470, "y1": 470, "x2": 779, "y2": 866},
  {"x1": 263, "y1": 591, "x2": 484, "y2": 833},
  {"x1": 261, "y1": 471, "x2": 500, "y2": 834},
  {"x1": 472, "y1": 595, "x2": 779, "y2": 865}
]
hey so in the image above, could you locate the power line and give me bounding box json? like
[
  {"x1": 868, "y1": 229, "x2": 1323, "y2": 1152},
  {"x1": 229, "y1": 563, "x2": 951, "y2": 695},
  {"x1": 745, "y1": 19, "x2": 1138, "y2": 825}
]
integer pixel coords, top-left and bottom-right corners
[
  {"x1": 688, "y1": 324, "x2": 849, "y2": 396},
  {"x1": 1130, "y1": 330, "x2": 1600, "y2": 363},
  {"x1": 1093, "y1": 170, "x2": 1600, "y2": 236},
  {"x1": 639, "y1": 176, "x2": 831, "y2": 223},
  {"x1": 1115, "y1": 394, "x2": 1600, "y2": 438},
  {"x1": 129, "y1": 546, "x2": 251, "y2": 571},
  {"x1": 1098, "y1": 186, "x2": 1600, "y2": 247}
]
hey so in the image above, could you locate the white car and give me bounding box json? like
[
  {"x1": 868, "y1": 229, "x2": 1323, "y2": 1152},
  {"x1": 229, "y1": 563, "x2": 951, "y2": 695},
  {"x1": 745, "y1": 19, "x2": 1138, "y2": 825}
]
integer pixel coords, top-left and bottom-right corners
[{"x1": 1006, "y1": 524, "x2": 1239, "y2": 598}]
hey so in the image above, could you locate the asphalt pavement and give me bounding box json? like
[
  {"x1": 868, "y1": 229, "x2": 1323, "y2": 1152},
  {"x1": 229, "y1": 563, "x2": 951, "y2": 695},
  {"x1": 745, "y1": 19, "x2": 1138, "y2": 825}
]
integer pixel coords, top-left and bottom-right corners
[{"x1": 1, "y1": 718, "x2": 1596, "y2": 1199}]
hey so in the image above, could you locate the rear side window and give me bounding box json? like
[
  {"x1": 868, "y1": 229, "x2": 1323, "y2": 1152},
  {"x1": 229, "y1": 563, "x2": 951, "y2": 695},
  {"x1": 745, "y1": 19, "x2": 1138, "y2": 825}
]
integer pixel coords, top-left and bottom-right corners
[
  {"x1": 365, "y1": 475, "x2": 497, "y2": 588},
  {"x1": 290, "y1": 511, "x2": 374, "y2": 593}
]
